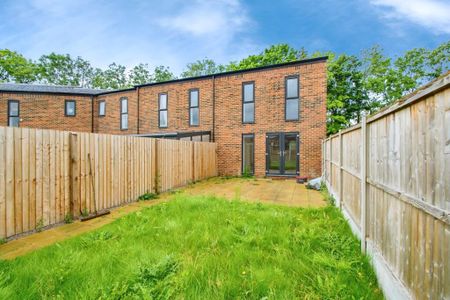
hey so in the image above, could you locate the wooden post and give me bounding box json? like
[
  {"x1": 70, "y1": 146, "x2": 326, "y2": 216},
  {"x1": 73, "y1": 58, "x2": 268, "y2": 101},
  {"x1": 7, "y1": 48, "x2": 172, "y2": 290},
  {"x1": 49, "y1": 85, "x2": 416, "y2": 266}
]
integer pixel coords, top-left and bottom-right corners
[
  {"x1": 154, "y1": 139, "x2": 159, "y2": 194},
  {"x1": 69, "y1": 133, "x2": 79, "y2": 218},
  {"x1": 360, "y1": 115, "x2": 367, "y2": 253},
  {"x1": 339, "y1": 131, "x2": 343, "y2": 210}
]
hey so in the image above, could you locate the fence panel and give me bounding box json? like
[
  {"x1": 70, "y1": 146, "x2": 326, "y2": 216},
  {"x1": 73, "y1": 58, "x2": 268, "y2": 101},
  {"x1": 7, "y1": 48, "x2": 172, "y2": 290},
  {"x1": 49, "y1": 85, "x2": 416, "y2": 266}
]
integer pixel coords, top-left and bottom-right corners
[
  {"x1": 323, "y1": 74, "x2": 450, "y2": 299},
  {"x1": 0, "y1": 129, "x2": 217, "y2": 239}
]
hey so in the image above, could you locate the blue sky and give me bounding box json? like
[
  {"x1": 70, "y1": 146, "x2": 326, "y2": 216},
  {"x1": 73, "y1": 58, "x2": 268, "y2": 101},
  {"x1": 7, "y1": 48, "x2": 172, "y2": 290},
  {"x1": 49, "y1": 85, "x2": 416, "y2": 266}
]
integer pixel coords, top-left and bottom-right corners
[{"x1": 0, "y1": 0, "x2": 449, "y2": 74}]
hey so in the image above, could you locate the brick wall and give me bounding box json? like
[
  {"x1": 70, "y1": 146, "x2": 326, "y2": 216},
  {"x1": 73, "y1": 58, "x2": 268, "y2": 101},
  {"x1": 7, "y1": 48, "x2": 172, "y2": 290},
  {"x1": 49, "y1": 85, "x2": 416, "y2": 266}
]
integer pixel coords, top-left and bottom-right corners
[
  {"x1": 214, "y1": 61, "x2": 327, "y2": 178},
  {"x1": 0, "y1": 59, "x2": 327, "y2": 178},
  {"x1": 93, "y1": 89, "x2": 138, "y2": 135},
  {"x1": 138, "y1": 78, "x2": 214, "y2": 134},
  {"x1": 0, "y1": 92, "x2": 92, "y2": 132}
]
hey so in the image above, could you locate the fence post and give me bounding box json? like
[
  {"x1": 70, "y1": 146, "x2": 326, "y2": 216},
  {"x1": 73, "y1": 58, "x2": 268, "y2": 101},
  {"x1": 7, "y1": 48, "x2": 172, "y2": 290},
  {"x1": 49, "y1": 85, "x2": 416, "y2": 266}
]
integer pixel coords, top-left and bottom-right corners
[
  {"x1": 69, "y1": 132, "x2": 79, "y2": 218},
  {"x1": 360, "y1": 115, "x2": 367, "y2": 253},
  {"x1": 339, "y1": 131, "x2": 343, "y2": 210},
  {"x1": 153, "y1": 139, "x2": 159, "y2": 194}
]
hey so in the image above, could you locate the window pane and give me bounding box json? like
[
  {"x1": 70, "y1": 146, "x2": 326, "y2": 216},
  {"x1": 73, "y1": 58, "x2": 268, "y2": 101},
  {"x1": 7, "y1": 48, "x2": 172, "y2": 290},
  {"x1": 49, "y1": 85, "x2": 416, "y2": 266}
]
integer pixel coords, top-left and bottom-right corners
[
  {"x1": 286, "y1": 99, "x2": 299, "y2": 120},
  {"x1": 190, "y1": 107, "x2": 199, "y2": 125},
  {"x1": 190, "y1": 90, "x2": 198, "y2": 107},
  {"x1": 121, "y1": 99, "x2": 128, "y2": 113},
  {"x1": 243, "y1": 83, "x2": 254, "y2": 102},
  {"x1": 242, "y1": 135, "x2": 254, "y2": 174},
  {"x1": 66, "y1": 101, "x2": 75, "y2": 116},
  {"x1": 243, "y1": 102, "x2": 254, "y2": 123},
  {"x1": 159, "y1": 94, "x2": 167, "y2": 109},
  {"x1": 159, "y1": 110, "x2": 167, "y2": 127},
  {"x1": 286, "y1": 77, "x2": 298, "y2": 98},
  {"x1": 121, "y1": 114, "x2": 128, "y2": 129},
  {"x1": 9, "y1": 117, "x2": 19, "y2": 127},
  {"x1": 99, "y1": 102, "x2": 105, "y2": 116},
  {"x1": 9, "y1": 102, "x2": 19, "y2": 116}
]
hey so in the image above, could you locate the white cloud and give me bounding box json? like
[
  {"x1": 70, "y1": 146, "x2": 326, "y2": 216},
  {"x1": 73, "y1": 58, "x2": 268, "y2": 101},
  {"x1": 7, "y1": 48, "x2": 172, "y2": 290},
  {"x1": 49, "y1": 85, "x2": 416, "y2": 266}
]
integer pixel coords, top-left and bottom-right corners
[
  {"x1": 0, "y1": 0, "x2": 258, "y2": 74},
  {"x1": 370, "y1": 0, "x2": 450, "y2": 34}
]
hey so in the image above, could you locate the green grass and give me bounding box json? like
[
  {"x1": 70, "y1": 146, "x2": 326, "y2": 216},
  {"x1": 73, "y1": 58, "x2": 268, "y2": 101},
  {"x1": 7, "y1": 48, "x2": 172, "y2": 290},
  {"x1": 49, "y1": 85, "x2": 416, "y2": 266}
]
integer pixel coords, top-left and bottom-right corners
[{"x1": 0, "y1": 194, "x2": 382, "y2": 299}]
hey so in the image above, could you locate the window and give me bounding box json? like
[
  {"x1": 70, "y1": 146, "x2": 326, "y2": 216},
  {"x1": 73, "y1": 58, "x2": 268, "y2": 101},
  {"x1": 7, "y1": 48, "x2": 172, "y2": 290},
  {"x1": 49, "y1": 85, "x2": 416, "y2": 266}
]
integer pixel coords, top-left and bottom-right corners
[
  {"x1": 120, "y1": 98, "x2": 128, "y2": 130},
  {"x1": 98, "y1": 100, "x2": 106, "y2": 117},
  {"x1": 189, "y1": 89, "x2": 199, "y2": 126},
  {"x1": 159, "y1": 93, "x2": 168, "y2": 128},
  {"x1": 242, "y1": 82, "x2": 254, "y2": 123},
  {"x1": 65, "y1": 100, "x2": 76, "y2": 116},
  {"x1": 285, "y1": 76, "x2": 299, "y2": 121},
  {"x1": 242, "y1": 134, "x2": 255, "y2": 175},
  {"x1": 8, "y1": 100, "x2": 19, "y2": 127}
]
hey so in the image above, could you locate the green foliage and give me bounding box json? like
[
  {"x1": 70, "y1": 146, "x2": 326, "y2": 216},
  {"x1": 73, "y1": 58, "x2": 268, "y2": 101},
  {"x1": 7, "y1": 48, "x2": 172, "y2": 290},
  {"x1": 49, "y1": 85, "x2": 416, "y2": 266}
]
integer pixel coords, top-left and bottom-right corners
[
  {"x1": 37, "y1": 53, "x2": 94, "y2": 87},
  {"x1": 35, "y1": 218, "x2": 44, "y2": 232},
  {"x1": 128, "y1": 63, "x2": 153, "y2": 85},
  {"x1": 153, "y1": 65, "x2": 176, "y2": 82},
  {"x1": 181, "y1": 58, "x2": 225, "y2": 78},
  {"x1": 241, "y1": 166, "x2": 253, "y2": 178},
  {"x1": 0, "y1": 238, "x2": 6, "y2": 245},
  {"x1": 138, "y1": 192, "x2": 158, "y2": 201},
  {"x1": 64, "y1": 213, "x2": 73, "y2": 224},
  {"x1": 0, "y1": 49, "x2": 36, "y2": 83},
  {"x1": 91, "y1": 62, "x2": 128, "y2": 89},
  {"x1": 81, "y1": 208, "x2": 89, "y2": 217},
  {"x1": 0, "y1": 195, "x2": 381, "y2": 299}
]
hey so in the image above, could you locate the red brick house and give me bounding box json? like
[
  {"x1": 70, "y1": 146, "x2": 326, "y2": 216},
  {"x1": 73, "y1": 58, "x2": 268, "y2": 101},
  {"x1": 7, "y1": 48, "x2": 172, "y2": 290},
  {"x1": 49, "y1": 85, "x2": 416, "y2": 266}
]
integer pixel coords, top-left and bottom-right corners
[{"x1": 0, "y1": 57, "x2": 327, "y2": 178}]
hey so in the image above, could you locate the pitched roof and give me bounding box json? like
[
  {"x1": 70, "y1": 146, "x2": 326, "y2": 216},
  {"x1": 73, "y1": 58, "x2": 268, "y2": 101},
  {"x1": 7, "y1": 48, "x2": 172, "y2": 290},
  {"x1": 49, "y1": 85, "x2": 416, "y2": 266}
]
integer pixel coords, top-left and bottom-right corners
[{"x1": 0, "y1": 83, "x2": 109, "y2": 95}]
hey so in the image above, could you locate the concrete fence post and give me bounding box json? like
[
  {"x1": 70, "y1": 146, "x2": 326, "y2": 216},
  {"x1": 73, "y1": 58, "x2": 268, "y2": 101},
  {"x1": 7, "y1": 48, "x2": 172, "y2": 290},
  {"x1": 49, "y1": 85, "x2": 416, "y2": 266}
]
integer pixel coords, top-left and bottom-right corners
[{"x1": 339, "y1": 131, "x2": 343, "y2": 210}]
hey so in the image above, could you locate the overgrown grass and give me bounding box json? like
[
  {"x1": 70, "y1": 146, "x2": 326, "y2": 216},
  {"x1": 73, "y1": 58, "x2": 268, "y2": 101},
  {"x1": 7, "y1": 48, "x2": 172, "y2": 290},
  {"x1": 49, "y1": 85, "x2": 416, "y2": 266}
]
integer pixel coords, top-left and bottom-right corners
[{"x1": 0, "y1": 195, "x2": 382, "y2": 299}]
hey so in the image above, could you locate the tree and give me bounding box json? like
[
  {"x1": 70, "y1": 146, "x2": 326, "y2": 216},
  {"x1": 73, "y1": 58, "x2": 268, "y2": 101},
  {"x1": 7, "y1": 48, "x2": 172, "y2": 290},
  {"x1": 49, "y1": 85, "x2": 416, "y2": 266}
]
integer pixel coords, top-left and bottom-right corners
[
  {"x1": 91, "y1": 63, "x2": 128, "y2": 89},
  {"x1": 36, "y1": 53, "x2": 94, "y2": 87},
  {"x1": 0, "y1": 49, "x2": 37, "y2": 83},
  {"x1": 153, "y1": 65, "x2": 176, "y2": 82},
  {"x1": 227, "y1": 44, "x2": 306, "y2": 71},
  {"x1": 181, "y1": 59, "x2": 225, "y2": 78},
  {"x1": 129, "y1": 63, "x2": 153, "y2": 85}
]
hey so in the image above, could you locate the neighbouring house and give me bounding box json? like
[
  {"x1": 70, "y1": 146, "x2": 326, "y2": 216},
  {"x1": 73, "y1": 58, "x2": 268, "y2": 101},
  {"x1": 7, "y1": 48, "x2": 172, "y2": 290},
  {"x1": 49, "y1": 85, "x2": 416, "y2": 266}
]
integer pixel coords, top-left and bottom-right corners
[{"x1": 0, "y1": 57, "x2": 327, "y2": 178}]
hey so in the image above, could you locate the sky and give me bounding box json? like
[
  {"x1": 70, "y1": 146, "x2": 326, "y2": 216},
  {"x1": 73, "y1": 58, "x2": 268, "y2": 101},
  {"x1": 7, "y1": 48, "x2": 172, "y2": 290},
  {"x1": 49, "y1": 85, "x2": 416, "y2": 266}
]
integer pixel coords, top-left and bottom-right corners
[{"x1": 0, "y1": 0, "x2": 449, "y2": 74}]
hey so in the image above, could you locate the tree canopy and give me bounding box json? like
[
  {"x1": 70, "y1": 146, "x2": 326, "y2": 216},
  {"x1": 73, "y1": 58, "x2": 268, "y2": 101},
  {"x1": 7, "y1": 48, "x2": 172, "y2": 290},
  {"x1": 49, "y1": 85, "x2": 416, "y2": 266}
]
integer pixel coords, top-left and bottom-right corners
[{"x1": 0, "y1": 41, "x2": 448, "y2": 135}]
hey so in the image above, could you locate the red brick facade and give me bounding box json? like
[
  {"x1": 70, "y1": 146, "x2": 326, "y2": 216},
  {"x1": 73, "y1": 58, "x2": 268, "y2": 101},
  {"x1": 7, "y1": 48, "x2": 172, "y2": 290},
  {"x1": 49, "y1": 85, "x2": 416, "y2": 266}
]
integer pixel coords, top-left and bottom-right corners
[{"x1": 0, "y1": 58, "x2": 327, "y2": 178}]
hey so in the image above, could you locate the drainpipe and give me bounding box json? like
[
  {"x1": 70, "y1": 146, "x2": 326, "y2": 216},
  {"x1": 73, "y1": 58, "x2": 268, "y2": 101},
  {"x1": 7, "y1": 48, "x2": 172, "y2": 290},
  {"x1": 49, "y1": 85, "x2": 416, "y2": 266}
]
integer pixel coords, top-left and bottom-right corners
[
  {"x1": 91, "y1": 95, "x2": 94, "y2": 133},
  {"x1": 212, "y1": 75, "x2": 216, "y2": 142},
  {"x1": 137, "y1": 87, "x2": 140, "y2": 134}
]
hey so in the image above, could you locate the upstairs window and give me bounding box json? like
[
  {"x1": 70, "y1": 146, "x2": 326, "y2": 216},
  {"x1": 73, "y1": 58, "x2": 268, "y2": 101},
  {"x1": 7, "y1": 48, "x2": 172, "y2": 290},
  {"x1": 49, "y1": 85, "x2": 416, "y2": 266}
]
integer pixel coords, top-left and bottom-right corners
[
  {"x1": 120, "y1": 98, "x2": 128, "y2": 130},
  {"x1": 98, "y1": 100, "x2": 106, "y2": 117},
  {"x1": 8, "y1": 100, "x2": 19, "y2": 127},
  {"x1": 242, "y1": 82, "x2": 255, "y2": 123},
  {"x1": 65, "y1": 100, "x2": 76, "y2": 116},
  {"x1": 189, "y1": 89, "x2": 199, "y2": 126},
  {"x1": 285, "y1": 76, "x2": 299, "y2": 121},
  {"x1": 159, "y1": 93, "x2": 168, "y2": 128}
]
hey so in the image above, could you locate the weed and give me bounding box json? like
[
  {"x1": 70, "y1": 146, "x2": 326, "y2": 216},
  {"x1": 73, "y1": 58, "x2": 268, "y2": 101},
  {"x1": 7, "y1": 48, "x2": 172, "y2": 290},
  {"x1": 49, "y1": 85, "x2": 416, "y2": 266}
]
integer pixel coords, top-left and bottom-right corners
[
  {"x1": 320, "y1": 184, "x2": 336, "y2": 206},
  {"x1": 138, "y1": 192, "x2": 158, "y2": 201},
  {"x1": 36, "y1": 218, "x2": 44, "y2": 232},
  {"x1": 64, "y1": 213, "x2": 73, "y2": 224},
  {"x1": 241, "y1": 166, "x2": 254, "y2": 178},
  {"x1": 0, "y1": 238, "x2": 6, "y2": 245},
  {"x1": 81, "y1": 208, "x2": 89, "y2": 217}
]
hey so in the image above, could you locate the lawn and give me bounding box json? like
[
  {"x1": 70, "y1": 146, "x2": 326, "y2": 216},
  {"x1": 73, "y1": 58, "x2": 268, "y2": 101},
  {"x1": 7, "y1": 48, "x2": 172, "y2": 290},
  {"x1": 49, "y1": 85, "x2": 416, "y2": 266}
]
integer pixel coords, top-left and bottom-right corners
[{"x1": 0, "y1": 193, "x2": 382, "y2": 299}]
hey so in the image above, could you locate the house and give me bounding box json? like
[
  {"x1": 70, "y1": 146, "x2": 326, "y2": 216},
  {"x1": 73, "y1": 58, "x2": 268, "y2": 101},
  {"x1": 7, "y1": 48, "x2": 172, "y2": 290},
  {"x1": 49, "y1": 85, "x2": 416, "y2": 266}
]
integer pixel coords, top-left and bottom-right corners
[{"x1": 0, "y1": 57, "x2": 327, "y2": 178}]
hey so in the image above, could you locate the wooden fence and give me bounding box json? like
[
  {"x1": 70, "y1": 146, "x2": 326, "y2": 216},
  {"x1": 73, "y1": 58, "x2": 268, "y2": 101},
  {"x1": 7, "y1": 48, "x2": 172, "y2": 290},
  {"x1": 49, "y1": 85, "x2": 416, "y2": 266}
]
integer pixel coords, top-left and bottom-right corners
[
  {"x1": 323, "y1": 73, "x2": 449, "y2": 299},
  {"x1": 0, "y1": 128, "x2": 217, "y2": 239}
]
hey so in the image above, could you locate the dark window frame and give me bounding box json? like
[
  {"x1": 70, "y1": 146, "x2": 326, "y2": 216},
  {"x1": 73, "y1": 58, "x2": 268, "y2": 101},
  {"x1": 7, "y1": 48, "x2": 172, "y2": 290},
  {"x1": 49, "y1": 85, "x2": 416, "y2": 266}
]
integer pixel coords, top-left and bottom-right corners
[
  {"x1": 241, "y1": 133, "x2": 255, "y2": 175},
  {"x1": 158, "y1": 92, "x2": 168, "y2": 128},
  {"x1": 98, "y1": 100, "x2": 106, "y2": 117},
  {"x1": 242, "y1": 81, "x2": 255, "y2": 124},
  {"x1": 64, "y1": 100, "x2": 76, "y2": 117},
  {"x1": 120, "y1": 97, "x2": 128, "y2": 130},
  {"x1": 7, "y1": 100, "x2": 20, "y2": 127},
  {"x1": 285, "y1": 75, "x2": 300, "y2": 121},
  {"x1": 189, "y1": 88, "x2": 200, "y2": 127}
]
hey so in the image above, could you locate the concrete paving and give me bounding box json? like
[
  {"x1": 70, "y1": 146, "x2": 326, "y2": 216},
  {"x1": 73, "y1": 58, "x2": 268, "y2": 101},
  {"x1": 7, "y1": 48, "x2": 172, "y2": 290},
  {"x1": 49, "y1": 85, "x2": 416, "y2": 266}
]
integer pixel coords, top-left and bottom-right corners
[{"x1": 0, "y1": 177, "x2": 325, "y2": 260}]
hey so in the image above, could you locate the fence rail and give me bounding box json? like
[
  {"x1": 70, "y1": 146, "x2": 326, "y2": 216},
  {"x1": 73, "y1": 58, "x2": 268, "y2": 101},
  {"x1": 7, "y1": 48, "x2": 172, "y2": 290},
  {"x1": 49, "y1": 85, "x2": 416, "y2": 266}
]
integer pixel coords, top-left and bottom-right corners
[
  {"x1": 0, "y1": 127, "x2": 217, "y2": 239},
  {"x1": 323, "y1": 73, "x2": 450, "y2": 300}
]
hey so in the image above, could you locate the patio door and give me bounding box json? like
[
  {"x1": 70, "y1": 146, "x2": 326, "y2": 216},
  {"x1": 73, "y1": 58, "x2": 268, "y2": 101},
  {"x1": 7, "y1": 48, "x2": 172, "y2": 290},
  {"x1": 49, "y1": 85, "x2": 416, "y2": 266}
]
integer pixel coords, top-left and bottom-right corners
[{"x1": 266, "y1": 132, "x2": 299, "y2": 176}]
